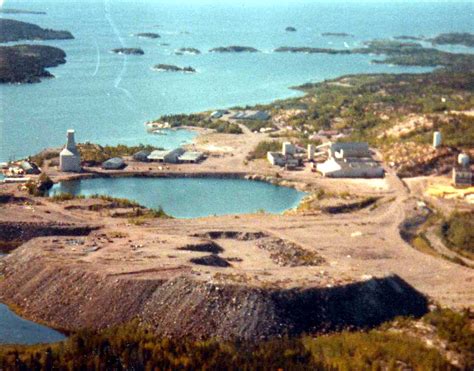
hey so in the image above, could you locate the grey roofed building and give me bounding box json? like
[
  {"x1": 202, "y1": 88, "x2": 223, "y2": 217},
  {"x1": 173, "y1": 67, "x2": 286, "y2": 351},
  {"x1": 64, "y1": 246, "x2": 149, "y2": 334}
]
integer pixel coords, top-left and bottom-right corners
[
  {"x1": 133, "y1": 150, "x2": 151, "y2": 162},
  {"x1": 178, "y1": 151, "x2": 205, "y2": 163},
  {"x1": 20, "y1": 161, "x2": 41, "y2": 175},
  {"x1": 452, "y1": 167, "x2": 473, "y2": 187},
  {"x1": 102, "y1": 157, "x2": 126, "y2": 170},
  {"x1": 148, "y1": 148, "x2": 185, "y2": 163}
]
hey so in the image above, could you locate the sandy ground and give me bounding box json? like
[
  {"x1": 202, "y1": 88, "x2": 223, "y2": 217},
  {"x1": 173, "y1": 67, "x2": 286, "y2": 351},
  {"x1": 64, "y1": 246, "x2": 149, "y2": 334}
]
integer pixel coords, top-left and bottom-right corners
[{"x1": 1, "y1": 127, "x2": 473, "y2": 310}]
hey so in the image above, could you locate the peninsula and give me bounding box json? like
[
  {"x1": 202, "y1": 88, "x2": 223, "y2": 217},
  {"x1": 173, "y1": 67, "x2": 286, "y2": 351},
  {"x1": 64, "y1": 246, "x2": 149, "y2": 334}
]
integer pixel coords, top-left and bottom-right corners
[
  {"x1": 0, "y1": 44, "x2": 67, "y2": 84},
  {"x1": 0, "y1": 19, "x2": 74, "y2": 43}
]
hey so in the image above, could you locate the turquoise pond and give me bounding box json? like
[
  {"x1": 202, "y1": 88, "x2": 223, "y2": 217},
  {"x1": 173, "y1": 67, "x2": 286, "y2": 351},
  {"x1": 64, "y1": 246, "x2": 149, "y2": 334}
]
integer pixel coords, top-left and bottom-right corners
[
  {"x1": 0, "y1": 304, "x2": 65, "y2": 345},
  {"x1": 49, "y1": 177, "x2": 306, "y2": 218}
]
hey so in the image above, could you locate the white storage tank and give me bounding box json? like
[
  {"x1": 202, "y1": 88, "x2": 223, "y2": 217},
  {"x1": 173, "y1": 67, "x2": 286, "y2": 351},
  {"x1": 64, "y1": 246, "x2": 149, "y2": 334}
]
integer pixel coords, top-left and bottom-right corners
[
  {"x1": 433, "y1": 131, "x2": 442, "y2": 148},
  {"x1": 458, "y1": 153, "x2": 470, "y2": 167}
]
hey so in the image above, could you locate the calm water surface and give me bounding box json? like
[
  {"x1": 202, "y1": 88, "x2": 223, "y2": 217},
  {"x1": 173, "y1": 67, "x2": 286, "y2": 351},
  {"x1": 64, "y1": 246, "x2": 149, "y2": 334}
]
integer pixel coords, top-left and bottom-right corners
[
  {"x1": 0, "y1": 304, "x2": 65, "y2": 345},
  {"x1": 2, "y1": 1, "x2": 472, "y2": 161},
  {"x1": 49, "y1": 177, "x2": 306, "y2": 218}
]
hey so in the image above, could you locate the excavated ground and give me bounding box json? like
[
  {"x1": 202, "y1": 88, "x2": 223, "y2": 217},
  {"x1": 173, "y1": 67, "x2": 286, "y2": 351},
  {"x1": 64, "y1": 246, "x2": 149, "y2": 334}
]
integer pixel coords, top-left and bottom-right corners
[{"x1": 0, "y1": 168, "x2": 473, "y2": 340}]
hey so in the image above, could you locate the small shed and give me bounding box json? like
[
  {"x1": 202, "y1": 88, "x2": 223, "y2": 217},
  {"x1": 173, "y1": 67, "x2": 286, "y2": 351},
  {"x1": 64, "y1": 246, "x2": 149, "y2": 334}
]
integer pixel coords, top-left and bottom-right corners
[{"x1": 102, "y1": 157, "x2": 126, "y2": 170}]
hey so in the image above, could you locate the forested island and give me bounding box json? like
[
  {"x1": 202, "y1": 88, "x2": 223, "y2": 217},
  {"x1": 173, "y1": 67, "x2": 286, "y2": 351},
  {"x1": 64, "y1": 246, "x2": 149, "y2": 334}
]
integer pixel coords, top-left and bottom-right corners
[
  {"x1": 430, "y1": 32, "x2": 474, "y2": 47},
  {"x1": 111, "y1": 48, "x2": 144, "y2": 55},
  {"x1": 0, "y1": 45, "x2": 67, "y2": 83},
  {"x1": 153, "y1": 64, "x2": 196, "y2": 73},
  {"x1": 0, "y1": 19, "x2": 74, "y2": 43},
  {"x1": 275, "y1": 39, "x2": 474, "y2": 69},
  {"x1": 210, "y1": 46, "x2": 260, "y2": 53}
]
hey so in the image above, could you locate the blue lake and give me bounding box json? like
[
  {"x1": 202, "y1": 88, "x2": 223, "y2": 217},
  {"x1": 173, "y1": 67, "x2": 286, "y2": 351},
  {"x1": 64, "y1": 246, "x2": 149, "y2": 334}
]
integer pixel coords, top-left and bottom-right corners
[
  {"x1": 0, "y1": 303, "x2": 65, "y2": 345},
  {"x1": 49, "y1": 177, "x2": 306, "y2": 218}
]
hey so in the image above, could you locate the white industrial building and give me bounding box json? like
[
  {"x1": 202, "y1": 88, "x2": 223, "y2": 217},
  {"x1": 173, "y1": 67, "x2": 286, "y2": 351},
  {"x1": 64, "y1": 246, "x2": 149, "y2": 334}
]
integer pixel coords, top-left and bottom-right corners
[
  {"x1": 316, "y1": 142, "x2": 384, "y2": 178},
  {"x1": 59, "y1": 129, "x2": 81, "y2": 172},
  {"x1": 267, "y1": 142, "x2": 301, "y2": 170},
  {"x1": 148, "y1": 148, "x2": 205, "y2": 164}
]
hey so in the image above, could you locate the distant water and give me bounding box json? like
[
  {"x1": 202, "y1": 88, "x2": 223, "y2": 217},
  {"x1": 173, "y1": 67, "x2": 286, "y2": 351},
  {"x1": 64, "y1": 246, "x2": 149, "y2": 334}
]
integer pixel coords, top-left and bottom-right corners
[
  {"x1": 0, "y1": 303, "x2": 65, "y2": 345},
  {"x1": 1, "y1": 0, "x2": 473, "y2": 161},
  {"x1": 49, "y1": 177, "x2": 306, "y2": 218}
]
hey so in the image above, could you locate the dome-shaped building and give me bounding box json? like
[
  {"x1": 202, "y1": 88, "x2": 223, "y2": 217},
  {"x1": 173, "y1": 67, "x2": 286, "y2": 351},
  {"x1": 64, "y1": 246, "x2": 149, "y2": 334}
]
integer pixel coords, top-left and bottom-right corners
[{"x1": 59, "y1": 129, "x2": 81, "y2": 172}]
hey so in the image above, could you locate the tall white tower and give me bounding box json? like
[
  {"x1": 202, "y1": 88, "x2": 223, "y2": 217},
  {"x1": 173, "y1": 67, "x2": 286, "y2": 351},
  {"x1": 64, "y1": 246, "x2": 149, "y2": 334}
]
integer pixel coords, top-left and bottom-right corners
[
  {"x1": 59, "y1": 129, "x2": 81, "y2": 172},
  {"x1": 433, "y1": 131, "x2": 442, "y2": 149}
]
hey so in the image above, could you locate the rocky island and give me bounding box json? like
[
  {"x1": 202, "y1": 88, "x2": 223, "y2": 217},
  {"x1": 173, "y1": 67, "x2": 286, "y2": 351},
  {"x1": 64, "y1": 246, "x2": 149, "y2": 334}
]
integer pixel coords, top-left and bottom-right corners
[
  {"x1": 430, "y1": 32, "x2": 474, "y2": 47},
  {"x1": 111, "y1": 48, "x2": 145, "y2": 55},
  {"x1": 321, "y1": 32, "x2": 354, "y2": 37},
  {"x1": 285, "y1": 26, "x2": 297, "y2": 32},
  {"x1": 0, "y1": 44, "x2": 67, "y2": 84},
  {"x1": 135, "y1": 32, "x2": 161, "y2": 39},
  {"x1": 176, "y1": 47, "x2": 201, "y2": 55},
  {"x1": 209, "y1": 46, "x2": 260, "y2": 53},
  {"x1": 274, "y1": 46, "x2": 351, "y2": 54},
  {"x1": 153, "y1": 64, "x2": 196, "y2": 73},
  {"x1": 0, "y1": 19, "x2": 74, "y2": 43}
]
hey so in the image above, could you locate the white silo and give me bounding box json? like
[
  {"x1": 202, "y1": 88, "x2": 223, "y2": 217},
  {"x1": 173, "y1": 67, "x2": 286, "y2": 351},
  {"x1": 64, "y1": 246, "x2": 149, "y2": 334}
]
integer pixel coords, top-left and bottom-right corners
[
  {"x1": 433, "y1": 131, "x2": 442, "y2": 148},
  {"x1": 458, "y1": 153, "x2": 470, "y2": 167}
]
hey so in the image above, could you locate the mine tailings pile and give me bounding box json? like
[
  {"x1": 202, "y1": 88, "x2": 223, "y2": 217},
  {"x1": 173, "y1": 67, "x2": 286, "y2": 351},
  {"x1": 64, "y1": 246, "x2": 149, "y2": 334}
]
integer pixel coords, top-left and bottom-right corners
[{"x1": 0, "y1": 250, "x2": 428, "y2": 340}]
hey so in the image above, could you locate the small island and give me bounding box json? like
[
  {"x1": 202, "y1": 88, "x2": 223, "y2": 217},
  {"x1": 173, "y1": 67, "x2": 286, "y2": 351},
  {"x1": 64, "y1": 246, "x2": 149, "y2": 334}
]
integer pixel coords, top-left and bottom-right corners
[
  {"x1": 153, "y1": 64, "x2": 196, "y2": 73},
  {"x1": 0, "y1": 44, "x2": 67, "y2": 84},
  {"x1": 111, "y1": 48, "x2": 144, "y2": 55},
  {"x1": 135, "y1": 32, "x2": 161, "y2": 39},
  {"x1": 321, "y1": 32, "x2": 354, "y2": 37},
  {"x1": 285, "y1": 26, "x2": 297, "y2": 32},
  {"x1": 274, "y1": 46, "x2": 351, "y2": 54},
  {"x1": 209, "y1": 46, "x2": 259, "y2": 53},
  {"x1": 430, "y1": 32, "x2": 474, "y2": 47},
  {"x1": 394, "y1": 35, "x2": 426, "y2": 41},
  {"x1": 176, "y1": 48, "x2": 201, "y2": 55},
  {"x1": 0, "y1": 19, "x2": 74, "y2": 43},
  {"x1": 0, "y1": 8, "x2": 46, "y2": 15}
]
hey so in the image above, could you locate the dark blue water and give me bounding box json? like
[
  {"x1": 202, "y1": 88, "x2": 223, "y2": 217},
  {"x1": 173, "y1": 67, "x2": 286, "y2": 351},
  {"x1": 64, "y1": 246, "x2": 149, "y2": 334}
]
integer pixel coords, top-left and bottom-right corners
[
  {"x1": 0, "y1": 303, "x2": 65, "y2": 345},
  {"x1": 2, "y1": 1, "x2": 472, "y2": 161},
  {"x1": 49, "y1": 177, "x2": 306, "y2": 218}
]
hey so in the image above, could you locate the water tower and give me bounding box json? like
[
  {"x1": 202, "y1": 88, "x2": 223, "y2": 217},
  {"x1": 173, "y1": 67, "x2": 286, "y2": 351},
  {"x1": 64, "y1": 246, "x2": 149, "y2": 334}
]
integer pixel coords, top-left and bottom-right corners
[{"x1": 433, "y1": 131, "x2": 442, "y2": 149}]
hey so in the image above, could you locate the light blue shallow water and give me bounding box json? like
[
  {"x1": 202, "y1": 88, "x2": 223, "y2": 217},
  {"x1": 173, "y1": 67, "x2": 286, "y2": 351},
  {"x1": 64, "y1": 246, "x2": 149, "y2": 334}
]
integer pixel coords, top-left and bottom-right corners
[
  {"x1": 49, "y1": 177, "x2": 306, "y2": 218},
  {"x1": 0, "y1": 304, "x2": 65, "y2": 345},
  {"x1": 1, "y1": 1, "x2": 473, "y2": 161}
]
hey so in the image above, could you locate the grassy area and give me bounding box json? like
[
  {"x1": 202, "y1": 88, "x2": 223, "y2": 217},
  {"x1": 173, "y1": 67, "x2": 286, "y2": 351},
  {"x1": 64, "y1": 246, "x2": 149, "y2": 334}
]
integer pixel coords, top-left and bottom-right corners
[
  {"x1": 441, "y1": 211, "x2": 474, "y2": 257},
  {"x1": 78, "y1": 144, "x2": 159, "y2": 165},
  {"x1": 247, "y1": 140, "x2": 282, "y2": 160},
  {"x1": 3, "y1": 308, "x2": 473, "y2": 369},
  {"x1": 156, "y1": 114, "x2": 243, "y2": 134}
]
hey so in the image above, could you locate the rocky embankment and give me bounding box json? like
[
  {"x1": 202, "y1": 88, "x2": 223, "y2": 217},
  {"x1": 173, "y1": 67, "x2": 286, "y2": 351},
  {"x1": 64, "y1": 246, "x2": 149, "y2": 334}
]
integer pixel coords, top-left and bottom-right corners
[
  {"x1": 0, "y1": 19, "x2": 73, "y2": 43},
  {"x1": 0, "y1": 44, "x2": 67, "y2": 83},
  {"x1": 0, "y1": 240, "x2": 428, "y2": 340}
]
